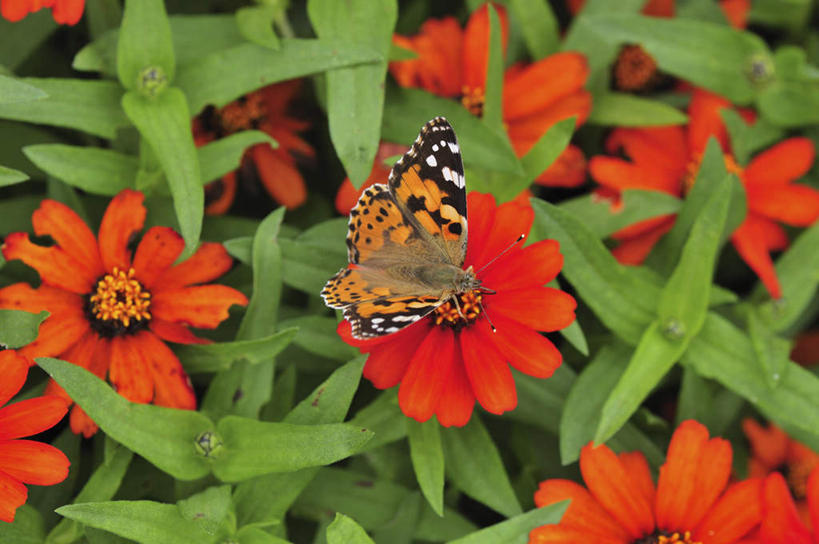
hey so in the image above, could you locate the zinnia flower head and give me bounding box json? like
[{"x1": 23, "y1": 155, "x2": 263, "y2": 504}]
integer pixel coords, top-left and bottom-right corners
[
  {"x1": 0, "y1": 190, "x2": 248, "y2": 437},
  {"x1": 589, "y1": 88, "x2": 819, "y2": 298},
  {"x1": 390, "y1": 3, "x2": 591, "y2": 188},
  {"x1": 193, "y1": 79, "x2": 315, "y2": 213},
  {"x1": 0, "y1": 0, "x2": 84, "y2": 25},
  {"x1": 531, "y1": 420, "x2": 763, "y2": 544},
  {"x1": 0, "y1": 350, "x2": 69, "y2": 523},
  {"x1": 339, "y1": 192, "x2": 576, "y2": 426}
]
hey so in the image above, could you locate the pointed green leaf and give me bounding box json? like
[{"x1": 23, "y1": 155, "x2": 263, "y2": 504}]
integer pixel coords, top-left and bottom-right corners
[
  {"x1": 122, "y1": 88, "x2": 202, "y2": 255},
  {"x1": 176, "y1": 329, "x2": 298, "y2": 374},
  {"x1": 747, "y1": 309, "x2": 791, "y2": 388},
  {"x1": 372, "y1": 492, "x2": 422, "y2": 544},
  {"x1": 237, "y1": 527, "x2": 291, "y2": 544},
  {"x1": 676, "y1": 367, "x2": 744, "y2": 436},
  {"x1": 407, "y1": 419, "x2": 445, "y2": 516},
  {"x1": 0, "y1": 505, "x2": 44, "y2": 544},
  {"x1": 198, "y1": 130, "x2": 276, "y2": 185},
  {"x1": 56, "y1": 501, "x2": 212, "y2": 544},
  {"x1": 0, "y1": 74, "x2": 47, "y2": 104},
  {"x1": 588, "y1": 92, "x2": 688, "y2": 126},
  {"x1": 557, "y1": 190, "x2": 682, "y2": 239},
  {"x1": 308, "y1": 0, "x2": 396, "y2": 186},
  {"x1": 212, "y1": 417, "x2": 373, "y2": 482},
  {"x1": 36, "y1": 358, "x2": 213, "y2": 480},
  {"x1": 446, "y1": 501, "x2": 568, "y2": 544},
  {"x1": 0, "y1": 309, "x2": 48, "y2": 349},
  {"x1": 117, "y1": 0, "x2": 175, "y2": 92},
  {"x1": 280, "y1": 217, "x2": 347, "y2": 294},
  {"x1": 481, "y1": 4, "x2": 505, "y2": 135},
  {"x1": 277, "y1": 316, "x2": 358, "y2": 361},
  {"x1": 176, "y1": 486, "x2": 232, "y2": 536},
  {"x1": 721, "y1": 108, "x2": 783, "y2": 165},
  {"x1": 327, "y1": 514, "x2": 375, "y2": 544},
  {"x1": 350, "y1": 391, "x2": 408, "y2": 452},
  {"x1": 0, "y1": 165, "x2": 28, "y2": 186},
  {"x1": 509, "y1": 0, "x2": 559, "y2": 59},
  {"x1": 236, "y1": 5, "x2": 280, "y2": 50},
  {"x1": 443, "y1": 416, "x2": 522, "y2": 518},
  {"x1": 24, "y1": 144, "x2": 137, "y2": 196}
]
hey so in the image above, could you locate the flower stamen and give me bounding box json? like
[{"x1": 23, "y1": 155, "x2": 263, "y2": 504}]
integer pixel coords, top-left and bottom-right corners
[
  {"x1": 683, "y1": 152, "x2": 743, "y2": 194},
  {"x1": 614, "y1": 44, "x2": 659, "y2": 92},
  {"x1": 217, "y1": 92, "x2": 267, "y2": 134},
  {"x1": 433, "y1": 290, "x2": 483, "y2": 329},
  {"x1": 88, "y1": 267, "x2": 151, "y2": 332},
  {"x1": 634, "y1": 530, "x2": 702, "y2": 544},
  {"x1": 461, "y1": 85, "x2": 485, "y2": 117}
]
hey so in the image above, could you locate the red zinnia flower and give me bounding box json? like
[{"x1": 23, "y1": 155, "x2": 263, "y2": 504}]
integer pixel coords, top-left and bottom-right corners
[
  {"x1": 531, "y1": 420, "x2": 763, "y2": 544},
  {"x1": 753, "y1": 467, "x2": 819, "y2": 544},
  {"x1": 0, "y1": 190, "x2": 247, "y2": 437},
  {"x1": 0, "y1": 350, "x2": 69, "y2": 523},
  {"x1": 589, "y1": 88, "x2": 819, "y2": 298},
  {"x1": 743, "y1": 419, "x2": 819, "y2": 525},
  {"x1": 339, "y1": 192, "x2": 576, "y2": 426},
  {"x1": 390, "y1": 3, "x2": 591, "y2": 188},
  {"x1": 0, "y1": 0, "x2": 83, "y2": 25},
  {"x1": 193, "y1": 79, "x2": 314, "y2": 214}
]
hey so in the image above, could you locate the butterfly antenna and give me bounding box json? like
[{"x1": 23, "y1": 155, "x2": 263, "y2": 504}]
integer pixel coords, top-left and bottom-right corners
[
  {"x1": 476, "y1": 233, "x2": 526, "y2": 274},
  {"x1": 479, "y1": 302, "x2": 496, "y2": 333}
]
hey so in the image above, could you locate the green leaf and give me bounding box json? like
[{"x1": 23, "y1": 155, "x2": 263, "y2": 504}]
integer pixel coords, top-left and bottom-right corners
[
  {"x1": 178, "y1": 39, "x2": 383, "y2": 116},
  {"x1": 676, "y1": 367, "x2": 744, "y2": 436},
  {"x1": 0, "y1": 505, "x2": 44, "y2": 544},
  {"x1": 371, "y1": 492, "x2": 422, "y2": 544},
  {"x1": 557, "y1": 190, "x2": 682, "y2": 239},
  {"x1": 0, "y1": 11, "x2": 57, "y2": 71},
  {"x1": 0, "y1": 165, "x2": 28, "y2": 186},
  {"x1": 117, "y1": 0, "x2": 175, "y2": 92},
  {"x1": 37, "y1": 358, "x2": 213, "y2": 480},
  {"x1": 55, "y1": 501, "x2": 213, "y2": 544},
  {"x1": 588, "y1": 92, "x2": 688, "y2": 126},
  {"x1": 509, "y1": 0, "x2": 559, "y2": 59},
  {"x1": 212, "y1": 417, "x2": 373, "y2": 482},
  {"x1": 512, "y1": 365, "x2": 575, "y2": 435},
  {"x1": 236, "y1": 527, "x2": 291, "y2": 544},
  {"x1": 176, "y1": 329, "x2": 298, "y2": 374},
  {"x1": 560, "y1": 318, "x2": 589, "y2": 356},
  {"x1": 327, "y1": 514, "x2": 375, "y2": 544},
  {"x1": 407, "y1": 419, "x2": 445, "y2": 516},
  {"x1": 747, "y1": 309, "x2": 791, "y2": 388},
  {"x1": 531, "y1": 198, "x2": 656, "y2": 344},
  {"x1": 560, "y1": 342, "x2": 665, "y2": 466},
  {"x1": 47, "y1": 442, "x2": 134, "y2": 544},
  {"x1": 198, "y1": 131, "x2": 276, "y2": 185},
  {"x1": 481, "y1": 4, "x2": 505, "y2": 135},
  {"x1": 756, "y1": 47, "x2": 819, "y2": 127},
  {"x1": 721, "y1": 108, "x2": 783, "y2": 165},
  {"x1": 277, "y1": 316, "x2": 358, "y2": 361},
  {"x1": 442, "y1": 416, "x2": 522, "y2": 518},
  {"x1": 350, "y1": 391, "x2": 408, "y2": 452},
  {"x1": 0, "y1": 74, "x2": 47, "y2": 104},
  {"x1": 280, "y1": 217, "x2": 347, "y2": 294},
  {"x1": 388, "y1": 43, "x2": 417, "y2": 61},
  {"x1": 176, "y1": 485, "x2": 232, "y2": 536},
  {"x1": 382, "y1": 86, "x2": 524, "y2": 177},
  {"x1": 595, "y1": 174, "x2": 732, "y2": 444},
  {"x1": 23, "y1": 144, "x2": 137, "y2": 196},
  {"x1": 236, "y1": 5, "x2": 280, "y2": 50},
  {"x1": 308, "y1": 0, "x2": 396, "y2": 186},
  {"x1": 122, "y1": 88, "x2": 202, "y2": 256},
  {"x1": 446, "y1": 501, "x2": 568, "y2": 544},
  {"x1": 581, "y1": 13, "x2": 769, "y2": 103},
  {"x1": 0, "y1": 309, "x2": 47, "y2": 349},
  {"x1": 0, "y1": 78, "x2": 127, "y2": 138}
]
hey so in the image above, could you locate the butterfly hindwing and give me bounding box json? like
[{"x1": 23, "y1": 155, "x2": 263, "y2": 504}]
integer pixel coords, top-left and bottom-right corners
[
  {"x1": 344, "y1": 295, "x2": 440, "y2": 338},
  {"x1": 388, "y1": 117, "x2": 467, "y2": 266}
]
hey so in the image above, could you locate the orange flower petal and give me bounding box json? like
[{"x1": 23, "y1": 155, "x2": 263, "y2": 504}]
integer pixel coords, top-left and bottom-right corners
[
  {"x1": 390, "y1": 18, "x2": 464, "y2": 97},
  {"x1": 807, "y1": 467, "x2": 819, "y2": 540},
  {"x1": 335, "y1": 166, "x2": 389, "y2": 215},
  {"x1": 0, "y1": 440, "x2": 69, "y2": 485},
  {"x1": 151, "y1": 285, "x2": 248, "y2": 329},
  {"x1": 51, "y1": 0, "x2": 84, "y2": 25},
  {"x1": 619, "y1": 451, "x2": 655, "y2": 506},
  {"x1": 469, "y1": 196, "x2": 534, "y2": 270},
  {"x1": 687, "y1": 89, "x2": 731, "y2": 156},
  {"x1": 362, "y1": 323, "x2": 430, "y2": 389},
  {"x1": 132, "y1": 227, "x2": 185, "y2": 289},
  {"x1": 758, "y1": 473, "x2": 813, "y2": 544},
  {"x1": 0, "y1": 282, "x2": 83, "y2": 315},
  {"x1": 0, "y1": 396, "x2": 67, "y2": 440},
  {"x1": 611, "y1": 216, "x2": 676, "y2": 265},
  {"x1": 746, "y1": 184, "x2": 819, "y2": 227},
  {"x1": 135, "y1": 331, "x2": 196, "y2": 410},
  {"x1": 579, "y1": 442, "x2": 655, "y2": 539},
  {"x1": 655, "y1": 420, "x2": 732, "y2": 532},
  {"x1": 398, "y1": 326, "x2": 456, "y2": 423},
  {"x1": 730, "y1": 214, "x2": 784, "y2": 299},
  {"x1": 719, "y1": 0, "x2": 750, "y2": 28},
  {"x1": 19, "y1": 311, "x2": 89, "y2": 361},
  {"x1": 108, "y1": 335, "x2": 153, "y2": 405},
  {"x1": 434, "y1": 348, "x2": 475, "y2": 427},
  {"x1": 503, "y1": 52, "x2": 589, "y2": 121},
  {"x1": 461, "y1": 319, "x2": 517, "y2": 415},
  {"x1": 694, "y1": 478, "x2": 763, "y2": 544},
  {"x1": 535, "y1": 144, "x2": 587, "y2": 188},
  {"x1": 32, "y1": 199, "x2": 103, "y2": 279},
  {"x1": 204, "y1": 172, "x2": 238, "y2": 216},
  {"x1": 462, "y1": 3, "x2": 508, "y2": 91},
  {"x1": 2, "y1": 232, "x2": 96, "y2": 294},
  {"x1": 149, "y1": 318, "x2": 210, "y2": 345},
  {"x1": 0, "y1": 468, "x2": 27, "y2": 523},
  {"x1": 481, "y1": 239, "x2": 563, "y2": 291},
  {"x1": 529, "y1": 524, "x2": 628, "y2": 544},
  {"x1": 743, "y1": 138, "x2": 815, "y2": 187},
  {"x1": 251, "y1": 144, "x2": 307, "y2": 209},
  {"x1": 463, "y1": 193, "x2": 499, "y2": 268},
  {"x1": 742, "y1": 418, "x2": 788, "y2": 470},
  {"x1": 69, "y1": 404, "x2": 98, "y2": 438},
  {"x1": 0, "y1": 351, "x2": 28, "y2": 407},
  {"x1": 507, "y1": 91, "x2": 591, "y2": 155},
  {"x1": 589, "y1": 156, "x2": 681, "y2": 196},
  {"x1": 488, "y1": 286, "x2": 576, "y2": 332},
  {"x1": 489, "y1": 312, "x2": 562, "y2": 378},
  {"x1": 156, "y1": 242, "x2": 235, "y2": 290},
  {"x1": 605, "y1": 127, "x2": 689, "y2": 183},
  {"x1": 97, "y1": 189, "x2": 146, "y2": 272},
  {"x1": 533, "y1": 479, "x2": 631, "y2": 541}
]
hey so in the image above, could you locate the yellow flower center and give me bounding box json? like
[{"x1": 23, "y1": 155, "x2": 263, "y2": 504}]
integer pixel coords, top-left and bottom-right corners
[
  {"x1": 634, "y1": 531, "x2": 702, "y2": 544},
  {"x1": 615, "y1": 44, "x2": 659, "y2": 92},
  {"x1": 216, "y1": 91, "x2": 267, "y2": 134},
  {"x1": 683, "y1": 152, "x2": 743, "y2": 194},
  {"x1": 89, "y1": 267, "x2": 151, "y2": 329},
  {"x1": 433, "y1": 291, "x2": 483, "y2": 329},
  {"x1": 461, "y1": 85, "x2": 485, "y2": 117}
]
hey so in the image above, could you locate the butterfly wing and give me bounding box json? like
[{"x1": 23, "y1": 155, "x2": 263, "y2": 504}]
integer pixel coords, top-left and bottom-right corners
[{"x1": 388, "y1": 116, "x2": 468, "y2": 267}]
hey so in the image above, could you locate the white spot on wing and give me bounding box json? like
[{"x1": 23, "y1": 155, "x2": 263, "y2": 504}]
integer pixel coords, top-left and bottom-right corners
[
  {"x1": 426, "y1": 155, "x2": 437, "y2": 167},
  {"x1": 442, "y1": 167, "x2": 453, "y2": 182},
  {"x1": 448, "y1": 142, "x2": 460, "y2": 154},
  {"x1": 392, "y1": 314, "x2": 421, "y2": 322}
]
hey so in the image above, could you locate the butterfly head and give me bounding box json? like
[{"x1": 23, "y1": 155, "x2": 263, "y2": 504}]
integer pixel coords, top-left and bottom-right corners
[{"x1": 454, "y1": 265, "x2": 482, "y2": 294}]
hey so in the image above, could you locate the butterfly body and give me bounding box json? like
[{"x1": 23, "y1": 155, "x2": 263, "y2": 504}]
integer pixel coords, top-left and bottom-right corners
[{"x1": 322, "y1": 117, "x2": 473, "y2": 339}]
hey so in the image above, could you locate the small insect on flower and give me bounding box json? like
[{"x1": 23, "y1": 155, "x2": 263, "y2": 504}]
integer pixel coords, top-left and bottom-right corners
[{"x1": 323, "y1": 117, "x2": 576, "y2": 426}]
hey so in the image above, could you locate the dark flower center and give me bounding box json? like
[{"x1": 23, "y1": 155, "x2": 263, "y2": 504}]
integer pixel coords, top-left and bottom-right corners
[
  {"x1": 615, "y1": 44, "x2": 659, "y2": 92},
  {"x1": 433, "y1": 290, "x2": 484, "y2": 330},
  {"x1": 683, "y1": 152, "x2": 743, "y2": 195},
  {"x1": 633, "y1": 530, "x2": 701, "y2": 544},
  {"x1": 200, "y1": 92, "x2": 268, "y2": 137},
  {"x1": 460, "y1": 85, "x2": 485, "y2": 117},
  {"x1": 779, "y1": 457, "x2": 819, "y2": 500},
  {"x1": 85, "y1": 267, "x2": 151, "y2": 337}
]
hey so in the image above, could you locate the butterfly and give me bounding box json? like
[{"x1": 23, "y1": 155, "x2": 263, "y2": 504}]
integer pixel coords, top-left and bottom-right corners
[{"x1": 322, "y1": 117, "x2": 481, "y2": 339}]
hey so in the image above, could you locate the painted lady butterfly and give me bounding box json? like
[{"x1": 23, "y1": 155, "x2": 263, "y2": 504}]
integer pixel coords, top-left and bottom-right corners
[{"x1": 322, "y1": 117, "x2": 480, "y2": 339}]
